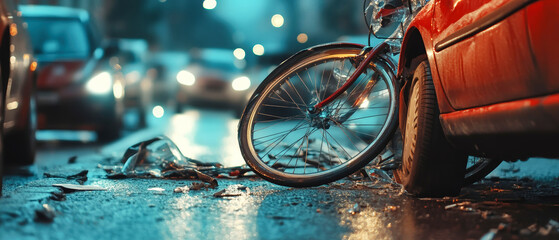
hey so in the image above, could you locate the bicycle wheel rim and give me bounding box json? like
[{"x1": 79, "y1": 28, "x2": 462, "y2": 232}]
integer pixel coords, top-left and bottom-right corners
[{"x1": 240, "y1": 45, "x2": 398, "y2": 186}]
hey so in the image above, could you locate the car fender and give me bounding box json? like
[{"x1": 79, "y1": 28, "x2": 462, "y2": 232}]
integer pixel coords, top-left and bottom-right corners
[{"x1": 397, "y1": 0, "x2": 455, "y2": 132}]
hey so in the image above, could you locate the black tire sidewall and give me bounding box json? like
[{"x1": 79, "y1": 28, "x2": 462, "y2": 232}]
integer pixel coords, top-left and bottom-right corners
[{"x1": 397, "y1": 60, "x2": 466, "y2": 197}]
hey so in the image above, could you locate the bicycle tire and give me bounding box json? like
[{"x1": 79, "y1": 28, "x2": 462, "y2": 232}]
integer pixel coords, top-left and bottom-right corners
[
  {"x1": 464, "y1": 157, "x2": 502, "y2": 186},
  {"x1": 238, "y1": 43, "x2": 398, "y2": 187}
]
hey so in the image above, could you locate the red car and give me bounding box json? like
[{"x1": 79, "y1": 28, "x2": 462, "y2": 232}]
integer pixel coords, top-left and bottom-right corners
[
  {"x1": 394, "y1": 0, "x2": 559, "y2": 196},
  {"x1": 21, "y1": 5, "x2": 124, "y2": 141}
]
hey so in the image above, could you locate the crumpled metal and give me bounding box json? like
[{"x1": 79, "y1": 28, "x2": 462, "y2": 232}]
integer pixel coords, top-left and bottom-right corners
[{"x1": 102, "y1": 136, "x2": 251, "y2": 186}]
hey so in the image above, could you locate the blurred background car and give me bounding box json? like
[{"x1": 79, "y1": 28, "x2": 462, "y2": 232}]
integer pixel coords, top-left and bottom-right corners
[
  {"x1": 0, "y1": 0, "x2": 38, "y2": 195},
  {"x1": 147, "y1": 51, "x2": 190, "y2": 109},
  {"x1": 102, "y1": 38, "x2": 152, "y2": 128},
  {"x1": 1, "y1": 1, "x2": 37, "y2": 166},
  {"x1": 175, "y1": 48, "x2": 253, "y2": 116},
  {"x1": 20, "y1": 5, "x2": 125, "y2": 141}
]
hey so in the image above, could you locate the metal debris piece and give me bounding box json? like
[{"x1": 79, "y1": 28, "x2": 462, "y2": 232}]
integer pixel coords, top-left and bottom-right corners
[
  {"x1": 444, "y1": 204, "x2": 457, "y2": 210},
  {"x1": 548, "y1": 219, "x2": 559, "y2": 229},
  {"x1": 49, "y1": 191, "x2": 66, "y2": 201},
  {"x1": 44, "y1": 170, "x2": 88, "y2": 184},
  {"x1": 527, "y1": 223, "x2": 538, "y2": 232},
  {"x1": 480, "y1": 228, "x2": 498, "y2": 240},
  {"x1": 174, "y1": 185, "x2": 190, "y2": 193},
  {"x1": 444, "y1": 201, "x2": 472, "y2": 210},
  {"x1": 34, "y1": 204, "x2": 56, "y2": 223},
  {"x1": 190, "y1": 182, "x2": 216, "y2": 190},
  {"x1": 53, "y1": 183, "x2": 107, "y2": 192},
  {"x1": 148, "y1": 187, "x2": 165, "y2": 192},
  {"x1": 149, "y1": 169, "x2": 162, "y2": 178},
  {"x1": 68, "y1": 156, "x2": 77, "y2": 164},
  {"x1": 213, "y1": 184, "x2": 249, "y2": 198},
  {"x1": 539, "y1": 225, "x2": 552, "y2": 236},
  {"x1": 348, "y1": 203, "x2": 361, "y2": 215},
  {"x1": 103, "y1": 136, "x2": 251, "y2": 186},
  {"x1": 384, "y1": 205, "x2": 398, "y2": 212}
]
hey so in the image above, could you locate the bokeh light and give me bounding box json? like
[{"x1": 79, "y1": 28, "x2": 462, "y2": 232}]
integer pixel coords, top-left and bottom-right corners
[
  {"x1": 271, "y1": 14, "x2": 284, "y2": 28},
  {"x1": 297, "y1": 33, "x2": 308, "y2": 43},
  {"x1": 231, "y1": 76, "x2": 251, "y2": 91},
  {"x1": 203, "y1": 0, "x2": 217, "y2": 10},
  {"x1": 176, "y1": 70, "x2": 196, "y2": 86},
  {"x1": 233, "y1": 48, "x2": 245, "y2": 60},
  {"x1": 252, "y1": 44, "x2": 265, "y2": 56},
  {"x1": 152, "y1": 105, "x2": 165, "y2": 118}
]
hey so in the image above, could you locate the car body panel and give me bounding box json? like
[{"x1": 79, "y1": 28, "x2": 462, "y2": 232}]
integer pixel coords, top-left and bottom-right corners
[
  {"x1": 432, "y1": 0, "x2": 541, "y2": 110},
  {"x1": 397, "y1": 0, "x2": 559, "y2": 158},
  {"x1": 525, "y1": 0, "x2": 559, "y2": 94}
]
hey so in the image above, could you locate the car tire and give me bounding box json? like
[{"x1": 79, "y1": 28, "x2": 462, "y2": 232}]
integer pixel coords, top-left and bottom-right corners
[
  {"x1": 4, "y1": 86, "x2": 36, "y2": 166},
  {"x1": 394, "y1": 59, "x2": 467, "y2": 197}
]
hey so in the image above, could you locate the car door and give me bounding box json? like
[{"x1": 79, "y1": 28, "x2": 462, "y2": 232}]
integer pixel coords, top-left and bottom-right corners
[{"x1": 431, "y1": 0, "x2": 540, "y2": 110}]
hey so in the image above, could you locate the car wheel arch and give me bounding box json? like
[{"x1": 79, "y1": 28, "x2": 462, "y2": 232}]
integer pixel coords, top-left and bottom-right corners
[{"x1": 398, "y1": 27, "x2": 428, "y2": 134}]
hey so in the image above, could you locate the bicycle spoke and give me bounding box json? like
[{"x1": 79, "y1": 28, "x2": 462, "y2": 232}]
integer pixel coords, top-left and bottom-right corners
[{"x1": 241, "y1": 46, "x2": 397, "y2": 186}]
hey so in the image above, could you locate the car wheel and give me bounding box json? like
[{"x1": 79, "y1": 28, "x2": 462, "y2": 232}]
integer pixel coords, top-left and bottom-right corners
[
  {"x1": 394, "y1": 59, "x2": 467, "y2": 197},
  {"x1": 4, "y1": 86, "x2": 36, "y2": 166}
]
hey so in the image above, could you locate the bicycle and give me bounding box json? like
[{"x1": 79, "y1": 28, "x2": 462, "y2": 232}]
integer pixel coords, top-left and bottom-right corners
[{"x1": 238, "y1": 0, "x2": 500, "y2": 188}]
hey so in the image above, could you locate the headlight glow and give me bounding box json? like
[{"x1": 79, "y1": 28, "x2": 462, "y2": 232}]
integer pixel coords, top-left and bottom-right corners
[
  {"x1": 113, "y1": 80, "x2": 124, "y2": 99},
  {"x1": 232, "y1": 76, "x2": 251, "y2": 91},
  {"x1": 177, "y1": 70, "x2": 195, "y2": 86},
  {"x1": 86, "y1": 72, "x2": 113, "y2": 94}
]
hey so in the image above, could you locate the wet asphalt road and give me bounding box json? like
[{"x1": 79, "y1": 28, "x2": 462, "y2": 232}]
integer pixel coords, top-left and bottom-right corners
[{"x1": 1, "y1": 108, "x2": 559, "y2": 240}]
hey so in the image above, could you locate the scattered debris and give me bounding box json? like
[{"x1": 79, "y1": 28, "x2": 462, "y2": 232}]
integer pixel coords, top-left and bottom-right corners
[
  {"x1": 539, "y1": 225, "x2": 553, "y2": 236},
  {"x1": 444, "y1": 203, "x2": 457, "y2": 210},
  {"x1": 444, "y1": 201, "x2": 472, "y2": 211},
  {"x1": 102, "y1": 136, "x2": 251, "y2": 185},
  {"x1": 68, "y1": 156, "x2": 78, "y2": 164},
  {"x1": 34, "y1": 204, "x2": 56, "y2": 223},
  {"x1": 174, "y1": 185, "x2": 190, "y2": 193},
  {"x1": 147, "y1": 187, "x2": 166, "y2": 194},
  {"x1": 348, "y1": 203, "x2": 361, "y2": 215},
  {"x1": 44, "y1": 170, "x2": 88, "y2": 184},
  {"x1": 384, "y1": 205, "x2": 398, "y2": 212},
  {"x1": 53, "y1": 183, "x2": 107, "y2": 192},
  {"x1": 213, "y1": 184, "x2": 249, "y2": 198},
  {"x1": 549, "y1": 219, "x2": 559, "y2": 229},
  {"x1": 189, "y1": 182, "x2": 216, "y2": 191},
  {"x1": 49, "y1": 191, "x2": 66, "y2": 201}
]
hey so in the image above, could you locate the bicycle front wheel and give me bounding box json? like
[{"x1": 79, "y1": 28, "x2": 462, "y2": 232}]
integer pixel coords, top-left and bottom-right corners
[{"x1": 238, "y1": 43, "x2": 398, "y2": 187}]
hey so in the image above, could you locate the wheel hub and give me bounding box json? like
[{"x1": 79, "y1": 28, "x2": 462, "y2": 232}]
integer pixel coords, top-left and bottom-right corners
[{"x1": 307, "y1": 107, "x2": 331, "y2": 129}]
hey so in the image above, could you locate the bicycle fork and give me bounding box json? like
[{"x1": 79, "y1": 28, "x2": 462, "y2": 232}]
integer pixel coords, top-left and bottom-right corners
[{"x1": 309, "y1": 42, "x2": 389, "y2": 114}]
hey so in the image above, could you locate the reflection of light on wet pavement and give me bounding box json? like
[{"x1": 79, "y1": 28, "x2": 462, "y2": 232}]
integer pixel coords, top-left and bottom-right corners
[
  {"x1": 166, "y1": 110, "x2": 211, "y2": 161},
  {"x1": 163, "y1": 185, "x2": 261, "y2": 239},
  {"x1": 167, "y1": 109, "x2": 245, "y2": 167},
  {"x1": 340, "y1": 206, "x2": 391, "y2": 239},
  {"x1": 164, "y1": 195, "x2": 204, "y2": 238},
  {"x1": 222, "y1": 119, "x2": 246, "y2": 167}
]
